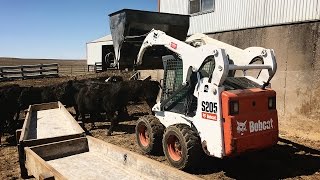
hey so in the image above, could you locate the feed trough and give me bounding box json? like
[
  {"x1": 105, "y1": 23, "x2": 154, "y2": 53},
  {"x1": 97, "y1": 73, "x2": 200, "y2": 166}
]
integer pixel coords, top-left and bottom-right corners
[{"x1": 16, "y1": 102, "x2": 200, "y2": 180}]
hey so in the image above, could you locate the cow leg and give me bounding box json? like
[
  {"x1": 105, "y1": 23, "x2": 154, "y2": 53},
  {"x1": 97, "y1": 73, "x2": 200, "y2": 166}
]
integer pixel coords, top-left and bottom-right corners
[
  {"x1": 80, "y1": 113, "x2": 91, "y2": 134},
  {"x1": 90, "y1": 113, "x2": 97, "y2": 130},
  {"x1": 74, "y1": 106, "x2": 80, "y2": 121},
  {"x1": 75, "y1": 106, "x2": 86, "y2": 130},
  {"x1": 0, "y1": 119, "x2": 4, "y2": 146},
  {"x1": 14, "y1": 109, "x2": 20, "y2": 121},
  {"x1": 8, "y1": 114, "x2": 17, "y2": 134},
  {"x1": 107, "y1": 118, "x2": 117, "y2": 136},
  {"x1": 106, "y1": 112, "x2": 118, "y2": 136},
  {"x1": 80, "y1": 113, "x2": 86, "y2": 123},
  {"x1": 118, "y1": 106, "x2": 129, "y2": 119},
  {"x1": 146, "y1": 100, "x2": 156, "y2": 115}
]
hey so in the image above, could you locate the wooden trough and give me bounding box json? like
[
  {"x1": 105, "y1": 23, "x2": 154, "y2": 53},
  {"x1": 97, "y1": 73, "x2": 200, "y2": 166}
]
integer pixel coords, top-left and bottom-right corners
[{"x1": 17, "y1": 102, "x2": 200, "y2": 180}]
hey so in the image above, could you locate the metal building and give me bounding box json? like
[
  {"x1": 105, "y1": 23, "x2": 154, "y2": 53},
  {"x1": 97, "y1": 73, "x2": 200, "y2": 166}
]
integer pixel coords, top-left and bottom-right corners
[
  {"x1": 159, "y1": 0, "x2": 320, "y2": 122},
  {"x1": 86, "y1": 35, "x2": 114, "y2": 70},
  {"x1": 159, "y1": 0, "x2": 320, "y2": 34}
]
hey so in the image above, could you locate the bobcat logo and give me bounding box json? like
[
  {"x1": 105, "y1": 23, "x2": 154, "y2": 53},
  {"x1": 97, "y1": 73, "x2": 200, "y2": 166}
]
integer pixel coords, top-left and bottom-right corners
[{"x1": 237, "y1": 121, "x2": 247, "y2": 135}]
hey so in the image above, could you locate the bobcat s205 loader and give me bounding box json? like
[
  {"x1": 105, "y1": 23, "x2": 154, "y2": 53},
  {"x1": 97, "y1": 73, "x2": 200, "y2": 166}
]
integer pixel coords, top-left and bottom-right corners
[{"x1": 135, "y1": 29, "x2": 278, "y2": 170}]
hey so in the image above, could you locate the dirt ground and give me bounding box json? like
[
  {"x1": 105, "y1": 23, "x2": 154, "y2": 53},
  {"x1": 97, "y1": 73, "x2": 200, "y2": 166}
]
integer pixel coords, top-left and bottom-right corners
[
  {"x1": 1, "y1": 104, "x2": 319, "y2": 180},
  {"x1": 0, "y1": 72, "x2": 320, "y2": 180}
]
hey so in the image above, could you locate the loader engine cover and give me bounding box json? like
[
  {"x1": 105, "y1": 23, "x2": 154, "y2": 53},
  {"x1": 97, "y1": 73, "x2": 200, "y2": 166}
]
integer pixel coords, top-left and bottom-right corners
[
  {"x1": 109, "y1": 9, "x2": 190, "y2": 69},
  {"x1": 221, "y1": 88, "x2": 279, "y2": 156}
]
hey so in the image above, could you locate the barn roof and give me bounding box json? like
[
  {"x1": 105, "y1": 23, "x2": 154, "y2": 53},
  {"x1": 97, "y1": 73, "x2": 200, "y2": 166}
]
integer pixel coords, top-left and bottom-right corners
[{"x1": 88, "y1": 34, "x2": 113, "y2": 44}]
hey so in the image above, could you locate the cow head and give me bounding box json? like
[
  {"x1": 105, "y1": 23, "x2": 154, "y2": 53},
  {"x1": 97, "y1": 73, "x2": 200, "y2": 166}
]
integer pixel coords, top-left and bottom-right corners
[{"x1": 105, "y1": 76, "x2": 123, "y2": 83}]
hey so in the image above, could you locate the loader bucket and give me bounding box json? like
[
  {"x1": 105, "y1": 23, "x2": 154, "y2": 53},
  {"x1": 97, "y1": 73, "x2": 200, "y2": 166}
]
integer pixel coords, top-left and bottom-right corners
[{"x1": 109, "y1": 9, "x2": 189, "y2": 69}]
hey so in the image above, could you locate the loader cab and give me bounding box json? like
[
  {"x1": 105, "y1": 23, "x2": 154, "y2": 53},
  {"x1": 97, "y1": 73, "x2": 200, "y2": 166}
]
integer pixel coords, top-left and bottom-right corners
[{"x1": 159, "y1": 55, "x2": 215, "y2": 116}]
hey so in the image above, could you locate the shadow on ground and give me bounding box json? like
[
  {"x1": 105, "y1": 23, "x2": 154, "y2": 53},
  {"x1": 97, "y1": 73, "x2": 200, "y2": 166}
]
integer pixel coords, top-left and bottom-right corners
[
  {"x1": 191, "y1": 138, "x2": 320, "y2": 179},
  {"x1": 93, "y1": 123, "x2": 136, "y2": 135}
]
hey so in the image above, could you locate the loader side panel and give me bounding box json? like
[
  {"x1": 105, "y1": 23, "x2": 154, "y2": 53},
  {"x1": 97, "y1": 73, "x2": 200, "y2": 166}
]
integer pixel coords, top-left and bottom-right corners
[{"x1": 221, "y1": 88, "x2": 278, "y2": 156}]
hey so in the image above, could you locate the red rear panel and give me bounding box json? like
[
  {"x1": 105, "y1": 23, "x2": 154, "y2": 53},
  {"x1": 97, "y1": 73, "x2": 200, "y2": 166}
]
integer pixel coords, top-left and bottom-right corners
[{"x1": 222, "y1": 88, "x2": 278, "y2": 156}]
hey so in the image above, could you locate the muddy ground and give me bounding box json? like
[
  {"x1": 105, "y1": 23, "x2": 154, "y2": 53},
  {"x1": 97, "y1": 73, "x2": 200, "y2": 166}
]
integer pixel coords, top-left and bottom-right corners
[{"x1": 0, "y1": 73, "x2": 320, "y2": 180}]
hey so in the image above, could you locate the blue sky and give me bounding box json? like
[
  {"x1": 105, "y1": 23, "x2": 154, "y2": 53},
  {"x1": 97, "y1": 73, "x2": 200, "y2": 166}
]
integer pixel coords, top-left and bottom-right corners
[{"x1": 0, "y1": 0, "x2": 157, "y2": 59}]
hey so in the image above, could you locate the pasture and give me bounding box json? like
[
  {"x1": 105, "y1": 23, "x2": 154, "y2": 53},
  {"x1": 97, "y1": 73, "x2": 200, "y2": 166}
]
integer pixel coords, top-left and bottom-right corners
[
  {"x1": 0, "y1": 57, "x2": 90, "y2": 76},
  {"x1": 0, "y1": 58, "x2": 319, "y2": 180}
]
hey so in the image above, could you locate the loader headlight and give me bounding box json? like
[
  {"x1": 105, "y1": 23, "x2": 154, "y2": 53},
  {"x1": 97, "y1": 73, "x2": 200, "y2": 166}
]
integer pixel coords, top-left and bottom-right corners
[
  {"x1": 268, "y1": 97, "x2": 276, "y2": 109},
  {"x1": 229, "y1": 101, "x2": 239, "y2": 115}
]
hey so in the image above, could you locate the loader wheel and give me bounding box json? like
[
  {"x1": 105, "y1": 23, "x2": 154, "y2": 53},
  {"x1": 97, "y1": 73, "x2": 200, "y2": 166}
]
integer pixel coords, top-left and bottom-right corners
[
  {"x1": 135, "y1": 115, "x2": 165, "y2": 154},
  {"x1": 163, "y1": 124, "x2": 202, "y2": 170}
]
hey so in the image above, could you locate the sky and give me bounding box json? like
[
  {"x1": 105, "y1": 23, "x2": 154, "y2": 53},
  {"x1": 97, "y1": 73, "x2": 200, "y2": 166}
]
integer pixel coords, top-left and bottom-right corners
[{"x1": 0, "y1": 0, "x2": 157, "y2": 59}]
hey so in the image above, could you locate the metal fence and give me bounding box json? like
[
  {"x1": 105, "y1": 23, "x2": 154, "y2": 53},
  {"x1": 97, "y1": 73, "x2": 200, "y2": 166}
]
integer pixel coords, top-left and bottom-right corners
[
  {"x1": 0, "y1": 63, "x2": 58, "y2": 81},
  {"x1": 59, "y1": 65, "x2": 93, "y2": 76}
]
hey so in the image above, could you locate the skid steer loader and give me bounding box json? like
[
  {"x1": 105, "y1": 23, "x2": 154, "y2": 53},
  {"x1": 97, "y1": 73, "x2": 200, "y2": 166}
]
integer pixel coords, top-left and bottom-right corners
[{"x1": 135, "y1": 29, "x2": 278, "y2": 170}]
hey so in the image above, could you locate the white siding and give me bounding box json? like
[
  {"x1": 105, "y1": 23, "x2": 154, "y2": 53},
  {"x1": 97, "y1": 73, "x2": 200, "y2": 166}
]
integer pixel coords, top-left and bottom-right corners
[
  {"x1": 86, "y1": 35, "x2": 113, "y2": 65},
  {"x1": 86, "y1": 42, "x2": 108, "y2": 65},
  {"x1": 160, "y1": 0, "x2": 320, "y2": 34},
  {"x1": 160, "y1": 0, "x2": 189, "y2": 14}
]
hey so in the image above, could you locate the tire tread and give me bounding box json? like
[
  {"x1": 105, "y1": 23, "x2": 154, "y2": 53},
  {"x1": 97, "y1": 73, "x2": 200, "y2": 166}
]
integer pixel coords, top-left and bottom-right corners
[
  {"x1": 136, "y1": 115, "x2": 165, "y2": 154},
  {"x1": 163, "y1": 124, "x2": 202, "y2": 170}
]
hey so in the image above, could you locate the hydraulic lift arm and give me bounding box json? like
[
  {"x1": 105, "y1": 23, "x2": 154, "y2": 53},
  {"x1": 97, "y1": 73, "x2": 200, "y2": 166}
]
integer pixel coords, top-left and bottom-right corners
[
  {"x1": 136, "y1": 29, "x2": 277, "y2": 87},
  {"x1": 136, "y1": 29, "x2": 229, "y2": 86}
]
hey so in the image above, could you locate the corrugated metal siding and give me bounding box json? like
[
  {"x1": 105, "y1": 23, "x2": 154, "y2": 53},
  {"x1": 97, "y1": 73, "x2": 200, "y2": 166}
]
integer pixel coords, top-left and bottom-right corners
[
  {"x1": 160, "y1": 0, "x2": 189, "y2": 14},
  {"x1": 160, "y1": 0, "x2": 320, "y2": 34}
]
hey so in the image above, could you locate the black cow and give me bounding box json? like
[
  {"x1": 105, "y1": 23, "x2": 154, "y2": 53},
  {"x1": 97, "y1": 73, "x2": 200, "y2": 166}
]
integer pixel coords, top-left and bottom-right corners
[
  {"x1": 76, "y1": 82, "x2": 128, "y2": 135},
  {"x1": 75, "y1": 78, "x2": 161, "y2": 135},
  {"x1": 17, "y1": 80, "x2": 76, "y2": 116},
  {"x1": 106, "y1": 76, "x2": 161, "y2": 110},
  {"x1": 0, "y1": 84, "x2": 22, "y2": 145},
  {"x1": 65, "y1": 76, "x2": 124, "y2": 121},
  {"x1": 120, "y1": 79, "x2": 161, "y2": 112}
]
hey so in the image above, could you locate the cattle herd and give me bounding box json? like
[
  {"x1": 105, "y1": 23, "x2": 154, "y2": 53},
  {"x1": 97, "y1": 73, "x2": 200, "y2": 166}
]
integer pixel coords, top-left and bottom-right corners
[{"x1": 0, "y1": 76, "x2": 161, "y2": 144}]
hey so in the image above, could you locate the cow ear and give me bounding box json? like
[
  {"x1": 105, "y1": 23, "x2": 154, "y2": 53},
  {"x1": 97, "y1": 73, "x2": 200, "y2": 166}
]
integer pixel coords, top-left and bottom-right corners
[
  {"x1": 67, "y1": 80, "x2": 73, "y2": 85},
  {"x1": 142, "y1": 76, "x2": 151, "y2": 81}
]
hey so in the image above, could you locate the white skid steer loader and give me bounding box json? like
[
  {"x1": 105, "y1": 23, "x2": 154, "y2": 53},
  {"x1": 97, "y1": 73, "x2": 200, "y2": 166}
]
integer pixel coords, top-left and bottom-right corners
[{"x1": 135, "y1": 29, "x2": 278, "y2": 170}]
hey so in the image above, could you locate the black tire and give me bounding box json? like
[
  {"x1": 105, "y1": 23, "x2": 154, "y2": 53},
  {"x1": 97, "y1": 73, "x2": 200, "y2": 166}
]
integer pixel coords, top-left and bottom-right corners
[
  {"x1": 162, "y1": 124, "x2": 202, "y2": 170},
  {"x1": 135, "y1": 115, "x2": 165, "y2": 155}
]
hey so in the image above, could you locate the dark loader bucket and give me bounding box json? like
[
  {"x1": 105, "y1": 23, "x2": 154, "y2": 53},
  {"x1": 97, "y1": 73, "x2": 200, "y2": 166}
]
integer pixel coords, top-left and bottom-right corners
[{"x1": 109, "y1": 9, "x2": 189, "y2": 69}]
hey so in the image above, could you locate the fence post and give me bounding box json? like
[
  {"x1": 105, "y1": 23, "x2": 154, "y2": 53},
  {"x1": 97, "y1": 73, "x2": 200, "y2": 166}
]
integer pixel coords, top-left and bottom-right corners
[
  {"x1": 70, "y1": 66, "x2": 73, "y2": 76},
  {"x1": 40, "y1": 64, "x2": 43, "y2": 76},
  {"x1": 21, "y1": 66, "x2": 24, "y2": 79},
  {"x1": 0, "y1": 68, "x2": 3, "y2": 78},
  {"x1": 56, "y1": 64, "x2": 59, "y2": 75}
]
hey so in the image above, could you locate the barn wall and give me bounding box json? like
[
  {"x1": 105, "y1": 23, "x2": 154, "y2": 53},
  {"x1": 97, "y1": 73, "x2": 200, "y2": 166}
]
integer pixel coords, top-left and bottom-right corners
[
  {"x1": 86, "y1": 41, "x2": 108, "y2": 65},
  {"x1": 159, "y1": 0, "x2": 320, "y2": 35},
  {"x1": 207, "y1": 21, "x2": 320, "y2": 118}
]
